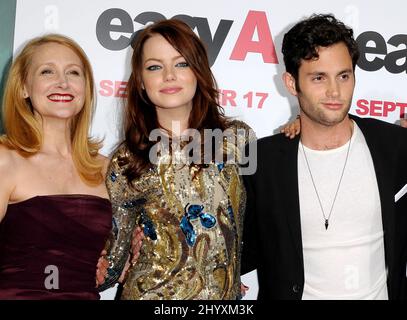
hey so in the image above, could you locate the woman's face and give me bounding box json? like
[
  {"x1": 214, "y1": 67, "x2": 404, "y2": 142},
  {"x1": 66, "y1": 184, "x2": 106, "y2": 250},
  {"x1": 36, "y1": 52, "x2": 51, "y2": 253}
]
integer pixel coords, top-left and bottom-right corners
[
  {"x1": 23, "y1": 42, "x2": 86, "y2": 120},
  {"x1": 141, "y1": 34, "x2": 197, "y2": 115}
]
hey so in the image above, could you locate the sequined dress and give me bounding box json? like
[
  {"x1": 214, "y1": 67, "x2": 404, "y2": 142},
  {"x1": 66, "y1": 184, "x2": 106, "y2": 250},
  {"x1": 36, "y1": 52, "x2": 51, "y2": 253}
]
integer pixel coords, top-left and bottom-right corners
[{"x1": 101, "y1": 121, "x2": 255, "y2": 300}]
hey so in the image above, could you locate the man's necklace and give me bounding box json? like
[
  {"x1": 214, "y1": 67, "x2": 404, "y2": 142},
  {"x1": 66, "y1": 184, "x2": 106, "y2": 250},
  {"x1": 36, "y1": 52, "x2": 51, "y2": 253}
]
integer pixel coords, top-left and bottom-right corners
[{"x1": 300, "y1": 134, "x2": 352, "y2": 230}]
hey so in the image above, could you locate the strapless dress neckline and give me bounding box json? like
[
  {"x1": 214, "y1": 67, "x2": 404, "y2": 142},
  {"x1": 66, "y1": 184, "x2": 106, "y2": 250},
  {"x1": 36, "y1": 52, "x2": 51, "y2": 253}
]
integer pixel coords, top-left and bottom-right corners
[
  {"x1": 9, "y1": 194, "x2": 110, "y2": 206},
  {"x1": 0, "y1": 193, "x2": 112, "y2": 299}
]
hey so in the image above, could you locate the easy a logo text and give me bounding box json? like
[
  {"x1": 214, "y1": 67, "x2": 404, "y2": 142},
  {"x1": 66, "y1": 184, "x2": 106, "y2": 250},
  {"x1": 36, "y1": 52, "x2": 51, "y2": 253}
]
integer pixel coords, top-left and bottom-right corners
[{"x1": 96, "y1": 9, "x2": 278, "y2": 66}]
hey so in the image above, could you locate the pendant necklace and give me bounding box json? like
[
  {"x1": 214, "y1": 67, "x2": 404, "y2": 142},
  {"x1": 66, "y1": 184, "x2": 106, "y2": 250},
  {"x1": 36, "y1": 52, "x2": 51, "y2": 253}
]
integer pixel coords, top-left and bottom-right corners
[{"x1": 300, "y1": 133, "x2": 352, "y2": 230}]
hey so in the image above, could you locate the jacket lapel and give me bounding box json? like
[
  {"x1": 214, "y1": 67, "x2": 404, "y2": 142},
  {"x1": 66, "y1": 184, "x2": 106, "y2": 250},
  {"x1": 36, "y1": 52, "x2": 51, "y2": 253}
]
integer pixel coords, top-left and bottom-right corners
[
  {"x1": 352, "y1": 116, "x2": 395, "y2": 298},
  {"x1": 279, "y1": 136, "x2": 304, "y2": 265}
]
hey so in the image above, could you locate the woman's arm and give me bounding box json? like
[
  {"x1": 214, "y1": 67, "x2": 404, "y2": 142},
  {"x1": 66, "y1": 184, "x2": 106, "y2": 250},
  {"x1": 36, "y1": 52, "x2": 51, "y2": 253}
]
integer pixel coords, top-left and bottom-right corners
[
  {"x1": 0, "y1": 146, "x2": 16, "y2": 222},
  {"x1": 97, "y1": 149, "x2": 140, "y2": 291}
]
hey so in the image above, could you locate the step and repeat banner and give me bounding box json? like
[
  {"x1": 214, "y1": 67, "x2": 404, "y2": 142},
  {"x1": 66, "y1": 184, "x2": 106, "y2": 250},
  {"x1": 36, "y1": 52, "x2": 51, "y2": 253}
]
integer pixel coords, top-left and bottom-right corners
[{"x1": 10, "y1": 0, "x2": 407, "y2": 299}]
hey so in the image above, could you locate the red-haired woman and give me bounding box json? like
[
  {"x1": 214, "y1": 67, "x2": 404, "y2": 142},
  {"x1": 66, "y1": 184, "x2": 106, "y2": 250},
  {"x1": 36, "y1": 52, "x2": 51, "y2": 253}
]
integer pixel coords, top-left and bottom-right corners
[{"x1": 99, "y1": 19, "x2": 255, "y2": 299}]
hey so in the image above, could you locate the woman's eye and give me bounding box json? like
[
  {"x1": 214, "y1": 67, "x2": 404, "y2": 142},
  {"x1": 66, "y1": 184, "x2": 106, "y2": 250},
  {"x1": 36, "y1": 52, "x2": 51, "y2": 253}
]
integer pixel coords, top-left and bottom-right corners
[
  {"x1": 68, "y1": 70, "x2": 81, "y2": 76},
  {"x1": 176, "y1": 61, "x2": 189, "y2": 68},
  {"x1": 146, "y1": 65, "x2": 161, "y2": 71},
  {"x1": 40, "y1": 69, "x2": 53, "y2": 75}
]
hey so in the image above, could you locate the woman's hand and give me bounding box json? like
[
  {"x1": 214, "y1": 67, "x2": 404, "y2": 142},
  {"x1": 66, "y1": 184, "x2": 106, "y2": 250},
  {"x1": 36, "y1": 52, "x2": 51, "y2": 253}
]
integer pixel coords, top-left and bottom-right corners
[
  {"x1": 280, "y1": 115, "x2": 301, "y2": 139},
  {"x1": 95, "y1": 249, "x2": 109, "y2": 287},
  {"x1": 130, "y1": 226, "x2": 145, "y2": 266},
  {"x1": 241, "y1": 283, "x2": 249, "y2": 298},
  {"x1": 116, "y1": 227, "x2": 145, "y2": 283}
]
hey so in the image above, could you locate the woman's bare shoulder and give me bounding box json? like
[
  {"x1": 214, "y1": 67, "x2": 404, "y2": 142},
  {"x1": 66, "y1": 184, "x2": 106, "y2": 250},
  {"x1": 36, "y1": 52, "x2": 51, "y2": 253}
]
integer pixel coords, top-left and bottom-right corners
[
  {"x1": 0, "y1": 144, "x2": 21, "y2": 171},
  {"x1": 0, "y1": 144, "x2": 20, "y2": 216}
]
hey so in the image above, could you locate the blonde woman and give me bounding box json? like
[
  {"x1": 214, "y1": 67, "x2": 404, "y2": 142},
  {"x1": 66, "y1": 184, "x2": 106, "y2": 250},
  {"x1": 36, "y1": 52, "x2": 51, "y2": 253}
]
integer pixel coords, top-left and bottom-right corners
[{"x1": 0, "y1": 34, "x2": 111, "y2": 299}]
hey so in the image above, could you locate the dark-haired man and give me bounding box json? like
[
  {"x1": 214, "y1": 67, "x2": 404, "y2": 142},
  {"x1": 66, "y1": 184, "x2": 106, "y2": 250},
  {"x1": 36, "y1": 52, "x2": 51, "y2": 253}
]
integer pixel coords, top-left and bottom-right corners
[{"x1": 242, "y1": 14, "x2": 407, "y2": 300}]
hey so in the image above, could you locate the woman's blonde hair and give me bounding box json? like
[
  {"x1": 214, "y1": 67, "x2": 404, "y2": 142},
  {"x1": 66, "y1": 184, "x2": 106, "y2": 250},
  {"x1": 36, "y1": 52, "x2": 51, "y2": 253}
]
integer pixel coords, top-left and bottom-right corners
[{"x1": 1, "y1": 33, "x2": 103, "y2": 185}]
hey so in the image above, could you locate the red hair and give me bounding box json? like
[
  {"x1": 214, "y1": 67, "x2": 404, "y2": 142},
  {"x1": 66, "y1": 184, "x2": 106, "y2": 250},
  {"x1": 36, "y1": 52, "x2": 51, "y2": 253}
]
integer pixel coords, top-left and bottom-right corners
[{"x1": 121, "y1": 19, "x2": 228, "y2": 182}]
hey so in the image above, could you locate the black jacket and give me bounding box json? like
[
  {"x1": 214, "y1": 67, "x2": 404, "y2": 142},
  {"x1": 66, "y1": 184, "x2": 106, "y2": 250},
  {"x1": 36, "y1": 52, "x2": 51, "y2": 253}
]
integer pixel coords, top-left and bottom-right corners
[{"x1": 241, "y1": 115, "x2": 407, "y2": 300}]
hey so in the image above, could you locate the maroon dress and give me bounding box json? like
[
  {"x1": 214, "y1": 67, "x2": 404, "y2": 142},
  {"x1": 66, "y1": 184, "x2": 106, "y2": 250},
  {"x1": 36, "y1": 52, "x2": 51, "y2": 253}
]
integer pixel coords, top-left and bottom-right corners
[{"x1": 0, "y1": 195, "x2": 112, "y2": 300}]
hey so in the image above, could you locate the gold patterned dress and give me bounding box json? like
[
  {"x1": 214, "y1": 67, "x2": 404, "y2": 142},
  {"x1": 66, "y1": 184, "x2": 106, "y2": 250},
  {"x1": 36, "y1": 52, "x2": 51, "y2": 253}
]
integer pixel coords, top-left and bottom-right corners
[{"x1": 101, "y1": 121, "x2": 255, "y2": 299}]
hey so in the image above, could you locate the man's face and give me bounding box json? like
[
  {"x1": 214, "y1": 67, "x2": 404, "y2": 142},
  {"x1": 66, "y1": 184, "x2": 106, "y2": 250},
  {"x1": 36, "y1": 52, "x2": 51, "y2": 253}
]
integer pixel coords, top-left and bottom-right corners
[{"x1": 284, "y1": 42, "x2": 355, "y2": 127}]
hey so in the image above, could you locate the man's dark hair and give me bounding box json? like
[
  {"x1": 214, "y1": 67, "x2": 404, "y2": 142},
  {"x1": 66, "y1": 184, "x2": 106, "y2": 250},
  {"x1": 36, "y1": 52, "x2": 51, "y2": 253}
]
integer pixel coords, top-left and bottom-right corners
[{"x1": 282, "y1": 14, "x2": 359, "y2": 88}]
